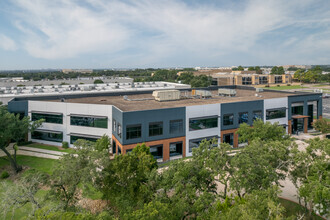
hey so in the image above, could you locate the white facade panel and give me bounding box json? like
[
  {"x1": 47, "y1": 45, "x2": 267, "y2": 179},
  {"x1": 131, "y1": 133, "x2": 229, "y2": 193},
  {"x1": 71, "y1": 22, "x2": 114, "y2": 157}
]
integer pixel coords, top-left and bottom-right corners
[
  {"x1": 263, "y1": 97, "x2": 288, "y2": 132},
  {"x1": 185, "y1": 103, "x2": 221, "y2": 157},
  {"x1": 28, "y1": 101, "x2": 112, "y2": 147}
]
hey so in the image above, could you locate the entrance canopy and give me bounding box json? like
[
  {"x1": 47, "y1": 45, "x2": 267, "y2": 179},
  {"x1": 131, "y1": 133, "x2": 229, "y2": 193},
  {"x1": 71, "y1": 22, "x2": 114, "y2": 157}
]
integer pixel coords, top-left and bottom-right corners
[{"x1": 292, "y1": 115, "x2": 309, "y2": 119}]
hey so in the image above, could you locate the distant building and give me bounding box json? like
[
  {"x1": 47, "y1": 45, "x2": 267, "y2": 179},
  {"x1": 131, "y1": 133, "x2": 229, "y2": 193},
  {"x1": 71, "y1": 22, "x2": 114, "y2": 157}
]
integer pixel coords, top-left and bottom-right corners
[{"x1": 62, "y1": 69, "x2": 93, "y2": 74}]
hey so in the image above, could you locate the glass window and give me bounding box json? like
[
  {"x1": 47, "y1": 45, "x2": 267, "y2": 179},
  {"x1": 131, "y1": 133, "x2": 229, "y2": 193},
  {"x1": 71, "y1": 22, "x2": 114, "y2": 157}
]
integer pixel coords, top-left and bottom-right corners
[
  {"x1": 31, "y1": 131, "x2": 63, "y2": 143},
  {"x1": 170, "y1": 119, "x2": 183, "y2": 134},
  {"x1": 292, "y1": 106, "x2": 303, "y2": 115},
  {"x1": 189, "y1": 136, "x2": 218, "y2": 152},
  {"x1": 170, "y1": 142, "x2": 183, "y2": 157},
  {"x1": 275, "y1": 76, "x2": 283, "y2": 83},
  {"x1": 118, "y1": 123, "x2": 122, "y2": 138},
  {"x1": 118, "y1": 146, "x2": 122, "y2": 155},
  {"x1": 149, "y1": 122, "x2": 163, "y2": 136},
  {"x1": 150, "y1": 145, "x2": 163, "y2": 159},
  {"x1": 126, "y1": 124, "x2": 142, "y2": 140},
  {"x1": 113, "y1": 119, "x2": 116, "y2": 133},
  {"x1": 266, "y1": 108, "x2": 286, "y2": 120},
  {"x1": 70, "y1": 135, "x2": 98, "y2": 144},
  {"x1": 242, "y1": 77, "x2": 252, "y2": 85},
  {"x1": 253, "y1": 111, "x2": 262, "y2": 121},
  {"x1": 259, "y1": 76, "x2": 268, "y2": 84},
  {"x1": 189, "y1": 116, "x2": 218, "y2": 131},
  {"x1": 223, "y1": 114, "x2": 234, "y2": 126},
  {"x1": 70, "y1": 116, "x2": 108, "y2": 128},
  {"x1": 239, "y1": 112, "x2": 248, "y2": 124},
  {"x1": 31, "y1": 113, "x2": 63, "y2": 124},
  {"x1": 223, "y1": 133, "x2": 234, "y2": 146}
]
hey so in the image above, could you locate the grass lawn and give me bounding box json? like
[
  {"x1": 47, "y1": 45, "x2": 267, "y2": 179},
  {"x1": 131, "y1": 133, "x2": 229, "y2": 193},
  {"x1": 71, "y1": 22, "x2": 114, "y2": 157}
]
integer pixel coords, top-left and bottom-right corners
[
  {"x1": 264, "y1": 85, "x2": 306, "y2": 90},
  {"x1": 0, "y1": 155, "x2": 58, "y2": 174},
  {"x1": 279, "y1": 198, "x2": 324, "y2": 220},
  {"x1": 25, "y1": 143, "x2": 74, "y2": 153}
]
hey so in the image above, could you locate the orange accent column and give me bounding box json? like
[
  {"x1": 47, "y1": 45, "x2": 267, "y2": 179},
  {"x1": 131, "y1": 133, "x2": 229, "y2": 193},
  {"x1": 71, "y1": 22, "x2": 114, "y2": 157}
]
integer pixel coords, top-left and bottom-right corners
[
  {"x1": 303, "y1": 118, "x2": 308, "y2": 133},
  {"x1": 233, "y1": 132, "x2": 239, "y2": 148},
  {"x1": 288, "y1": 120, "x2": 292, "y2": 135}
]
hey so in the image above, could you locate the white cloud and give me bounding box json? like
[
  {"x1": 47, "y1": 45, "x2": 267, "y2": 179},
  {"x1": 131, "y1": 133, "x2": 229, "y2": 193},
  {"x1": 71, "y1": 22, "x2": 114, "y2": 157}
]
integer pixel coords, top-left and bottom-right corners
[
  {"x1": 0, "y1": 34, "x2": 17, "y2": 51},
  {"x1": 7, "y1": 0, "x2": 330, "y2": 65}
]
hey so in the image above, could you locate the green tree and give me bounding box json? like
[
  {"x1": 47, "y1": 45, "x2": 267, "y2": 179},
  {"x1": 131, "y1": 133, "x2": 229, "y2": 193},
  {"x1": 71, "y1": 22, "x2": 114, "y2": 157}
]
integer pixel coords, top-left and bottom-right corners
[
  {"x1": 255, "y1": 66, "x2": 262, "y2": 74},
  {"x1": 229, "y1": 140, "x2": 291, "y2": 196},
  {"x1": 190, "y1": 75, "x2": 211, "y2": 87},
  {"x1": 312, "y1": 118, "x2": 330, "y2": 134},
  {"x1": 98, "y1": 143, "x2": 157, "y2": 214},
  {"x1": 0, "y1": 171, "x2": 49, "y2": 218},
  {"x1": 236, "y1": 119, "x2": 289, "y2": 143},
  {"x1": 0, "y1": 104, "x2": 42, "y2": 173},
  {"x1": 93, "y1": 79, "x2": 104, "y2": 84},
  {"x1": 50, "y1": 137, "x2": 110, "y2": 210},
  {"x1": 290, "y1": 138, "x2": 330, "y2": 217},
  {"x1": 192, "y1": 139, "x2": 233, "y2": 198},
  {"x1": 212, "y1": 187, "x2": 285, "y2": 220},
  {"x1": 158, "y1": 159, "x2": 217, "y2": 219},
  {"x1": 271, "y1": 66, "x2": 278, "y2": 75},
  {"x1": 294, "y1": 69, "x2": 305, "y2": 82},
  {"x1": 177, "y1": 72, "x2": 194, "y2": 84},
  {"x1": 248, "y1": 67, "x2": 255, "y2": 71}
]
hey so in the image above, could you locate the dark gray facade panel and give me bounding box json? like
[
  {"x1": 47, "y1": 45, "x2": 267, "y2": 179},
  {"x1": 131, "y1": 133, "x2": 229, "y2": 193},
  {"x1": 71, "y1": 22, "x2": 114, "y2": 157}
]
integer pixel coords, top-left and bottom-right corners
[
  {"x1": 112, "y1": 106, "x2": 123, "y2": 143},
  {"x1": 122, "y1": 107, "x2": 186, "y2": 145},
  {"x1": 221, "y1": 100, "x2": 264, "y2": 130},
  {"x1": 8, "y1": 100, "x2": 29, "y2": 116},
  {"x1": 288, "y1": 94, "x2": 322, "y2": 119}
]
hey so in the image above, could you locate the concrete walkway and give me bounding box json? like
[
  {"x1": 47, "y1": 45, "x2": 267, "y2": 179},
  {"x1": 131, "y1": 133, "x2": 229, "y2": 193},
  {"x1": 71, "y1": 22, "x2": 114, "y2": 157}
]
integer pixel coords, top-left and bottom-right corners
[{"x1": 0, "y1": 144, "x2": 67, "y2": 159}]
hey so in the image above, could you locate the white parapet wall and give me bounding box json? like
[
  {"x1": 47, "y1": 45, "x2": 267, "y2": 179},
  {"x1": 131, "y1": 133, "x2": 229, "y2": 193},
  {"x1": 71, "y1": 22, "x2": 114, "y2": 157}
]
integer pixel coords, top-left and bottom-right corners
[
  {"x1": 185, "y1": 103, "x2": 221, "y2": 157},
  {"x1": 263, "y1": 97, "x2": 289, "y2": 132}
]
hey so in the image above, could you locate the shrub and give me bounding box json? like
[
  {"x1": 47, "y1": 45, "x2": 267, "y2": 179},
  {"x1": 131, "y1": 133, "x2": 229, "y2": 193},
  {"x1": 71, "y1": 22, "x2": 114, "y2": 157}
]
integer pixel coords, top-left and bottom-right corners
[
  {"x1": 94, "y1": 79, "x2": 104, "y2": 84},
  {"x1": 1, "y1": 171, "x2": 9, "y2": 179},
  {"x1": 62, "y1": 141, "x2": 69, "y2": 149},
  {"x1": 313, "y1": 119, "x2": 330, "y2": 134},
  {"x1": 265, "y1": 85, "x2": 270, "y2": 87},
  {"x1": 277, "y1": 85, "x2": 280, "y2": 87},
  {"x1": 287, "y1": 84, "x2": 291, "y2": 86}
]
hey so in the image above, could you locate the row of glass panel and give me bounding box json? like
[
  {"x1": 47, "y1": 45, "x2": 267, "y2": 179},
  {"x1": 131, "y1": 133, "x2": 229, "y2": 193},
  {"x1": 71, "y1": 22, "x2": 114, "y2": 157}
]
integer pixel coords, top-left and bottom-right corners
[
  {"x1": 31, "y1": 113, "x2": 108, "y2": 129},
  {"x1": 32, "y1": 108, "x2": 287, "y2": 138},
  {"x1": 31, "y1": 131, "x2": 98, "y2": 144}
]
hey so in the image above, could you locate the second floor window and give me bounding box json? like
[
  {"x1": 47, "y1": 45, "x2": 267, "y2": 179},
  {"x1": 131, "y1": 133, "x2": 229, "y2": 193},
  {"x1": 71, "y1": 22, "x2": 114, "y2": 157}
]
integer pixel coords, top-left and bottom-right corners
[
  {"x1": 126, "y1": 124, "x2": 142, "y2": 140},
  {"x1": 189, "y1": 116, "x2": 218, "y2": 131},
  {"x1": 223, "y1": 114, "x2": 234, "y2": 126},
  {"x1": 239, "y1": 112, "x2": 248, "y2": 124},
  {"x1": 170, "y1": 119, "x2": 183, "y2": 134},
  {"x1": 149, "y1": 122, "x2": 163, "y2": 136}
]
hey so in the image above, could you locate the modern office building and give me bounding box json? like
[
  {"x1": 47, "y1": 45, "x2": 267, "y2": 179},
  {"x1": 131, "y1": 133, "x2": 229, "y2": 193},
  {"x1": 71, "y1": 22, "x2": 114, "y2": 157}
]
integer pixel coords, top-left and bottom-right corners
[{"x1": 8, "y1": 85, "x2": 323, "y2": 162}]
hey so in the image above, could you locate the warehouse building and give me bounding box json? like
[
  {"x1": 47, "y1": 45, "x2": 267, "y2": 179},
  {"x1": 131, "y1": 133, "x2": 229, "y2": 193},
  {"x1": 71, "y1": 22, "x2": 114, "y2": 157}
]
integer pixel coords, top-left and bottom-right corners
[{"x1": 8, "y1": 85, "x2": 323, "y2": 162}]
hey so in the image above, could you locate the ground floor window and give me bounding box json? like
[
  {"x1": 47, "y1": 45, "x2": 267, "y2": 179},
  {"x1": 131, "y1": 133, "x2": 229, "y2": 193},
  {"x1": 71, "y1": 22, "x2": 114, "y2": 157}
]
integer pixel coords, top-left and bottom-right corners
[
  {"x1": 31, "y1": 130, "x2": 63, "y2": 143},
  {"x1": 189, "y1": 136, "x2": 218, "y2": 153},
  {"x1": 170, "y1": 142, "x2": 183, "y2": 157},
  {"x1": 150, "y1": 145, "x2": 163, "y2": 159},
  {"x1": 112, "y1": 140, "x2": 116, "y2": 154},
  {"x1": 70, "y1": 136, "x2": 98, "y2": 144},
  {"x1": 223, "y1": 133, "x2": 234, "y2": 146}
]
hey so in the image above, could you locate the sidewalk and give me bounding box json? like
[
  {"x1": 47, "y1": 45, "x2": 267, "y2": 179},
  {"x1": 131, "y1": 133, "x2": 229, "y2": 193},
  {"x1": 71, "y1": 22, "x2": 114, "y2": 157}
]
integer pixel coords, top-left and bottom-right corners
[{"x1": 0, "y1": 144, "x2": 67, "y2": 159}]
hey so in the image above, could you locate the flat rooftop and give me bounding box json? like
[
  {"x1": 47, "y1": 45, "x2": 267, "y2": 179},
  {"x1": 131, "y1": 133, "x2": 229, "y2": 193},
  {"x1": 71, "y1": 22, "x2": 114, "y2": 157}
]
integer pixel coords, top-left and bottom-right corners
[{"x1": 50, "y1": 88, "x2": 297, "y2": 112}]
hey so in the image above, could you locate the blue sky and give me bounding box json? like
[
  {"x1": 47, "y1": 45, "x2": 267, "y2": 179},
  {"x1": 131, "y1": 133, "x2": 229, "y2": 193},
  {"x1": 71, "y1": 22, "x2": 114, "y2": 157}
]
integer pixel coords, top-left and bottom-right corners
[{"x1": 0, "y1": 0, "x2": 330, "y2": 70}]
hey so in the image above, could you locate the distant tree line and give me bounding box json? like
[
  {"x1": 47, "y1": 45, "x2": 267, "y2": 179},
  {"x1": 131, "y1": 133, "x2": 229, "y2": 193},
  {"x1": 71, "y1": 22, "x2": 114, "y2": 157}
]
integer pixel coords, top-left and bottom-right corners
[{"x1": 294, "y1": 66, "x2": 330, "y2": 83}]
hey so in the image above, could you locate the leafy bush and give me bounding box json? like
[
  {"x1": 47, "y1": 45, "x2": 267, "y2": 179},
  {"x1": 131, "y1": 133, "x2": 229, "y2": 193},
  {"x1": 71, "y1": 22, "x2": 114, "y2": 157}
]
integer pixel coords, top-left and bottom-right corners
[
  {"x1": 62, "y1": 141, "x2": 69, "y2": 149},
  {"x1": 287, "y1": 84, "x2": 291, "y2": 86},
  {"x1": 265, "y1": 85, "x2": 270, "y2": 87},
  {"x1": 277, "y1": 85, "x2": 280, "y2": 87},
  {"x1": 94, "y1": 79, "x2": 104, "y2": 84},
  {"x1": 1, "y1": 171, "x2": 9, "y2": 179},
  {"x1": 312, "y1": 119, "x2": 330, "y2": 134}
]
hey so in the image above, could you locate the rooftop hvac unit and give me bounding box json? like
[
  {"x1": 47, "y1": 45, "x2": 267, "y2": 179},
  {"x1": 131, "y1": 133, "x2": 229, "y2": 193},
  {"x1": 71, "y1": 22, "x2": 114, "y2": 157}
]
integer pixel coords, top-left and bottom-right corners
[
  {"x1": 152, "y1": 90, "x2": 180, "y2": 101},
  {"x1": 256, "y1": 88, "x2": 263, "y2": 92},
  {"x1": 195, "y1": 90, "x2": 212, "y2": 98},
  {"x1": 218, "y1": 89, "x2": 236, "y2": 97}
]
